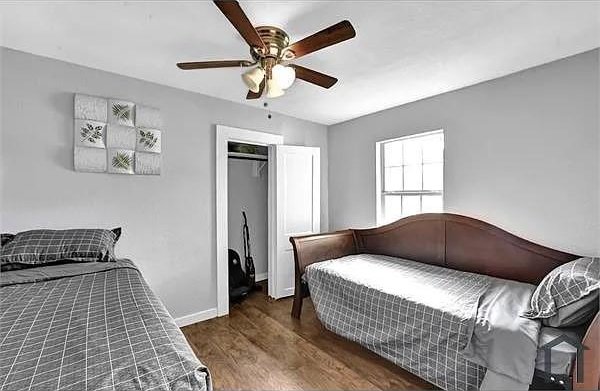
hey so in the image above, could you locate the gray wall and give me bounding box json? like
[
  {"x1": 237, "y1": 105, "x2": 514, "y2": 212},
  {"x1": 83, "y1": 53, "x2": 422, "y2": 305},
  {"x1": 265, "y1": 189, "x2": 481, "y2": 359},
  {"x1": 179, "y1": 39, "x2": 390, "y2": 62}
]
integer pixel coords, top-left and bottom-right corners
[
  {"x1": 227, "y1": 159, "x2": 268, "y2": 279},
  {"x1": 329, "y1": 49, "x2": 599, "y2": 256},
  {"x1": 0, "y1": 48, "x2": 329, "y2": 319}
]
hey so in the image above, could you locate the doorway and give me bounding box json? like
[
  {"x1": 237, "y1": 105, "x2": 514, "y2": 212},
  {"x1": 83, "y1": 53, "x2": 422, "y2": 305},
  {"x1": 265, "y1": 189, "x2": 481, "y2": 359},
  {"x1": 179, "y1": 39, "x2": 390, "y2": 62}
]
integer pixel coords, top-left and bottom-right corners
[
  {"x1": 216, "y1": 125, "x2": 283, "y2": 316},
  {"x1": 215, "y1": 125, "x2": 320, "y2": 317}
]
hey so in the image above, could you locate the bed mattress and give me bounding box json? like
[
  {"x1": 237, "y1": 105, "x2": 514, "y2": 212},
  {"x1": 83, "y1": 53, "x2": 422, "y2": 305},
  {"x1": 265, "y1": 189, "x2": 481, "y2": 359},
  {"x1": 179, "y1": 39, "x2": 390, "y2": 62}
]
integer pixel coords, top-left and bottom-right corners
[
  {"x1": 305, "y1": 253, "x2": 491, "y2": 390},
  {"x1": 0, "y1": 260, "x2": 210, "y2": 391},
  {"x1": 305, "y1": 253, "x2": 557, "y2": 390}
]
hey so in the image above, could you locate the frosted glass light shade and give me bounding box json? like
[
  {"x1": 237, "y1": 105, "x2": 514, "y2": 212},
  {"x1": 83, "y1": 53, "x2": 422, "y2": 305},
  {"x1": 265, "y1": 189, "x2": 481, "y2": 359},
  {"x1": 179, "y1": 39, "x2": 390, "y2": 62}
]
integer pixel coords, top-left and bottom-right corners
[
  {"x1": 242, "y1": 67, "x2": 265, "y2": 93},
  {"x1": 272, "y1": 64, "x2": 296, "y2": 89},
  {"x1": 266, "y1": 79, "x2": 285, "y2": 98}
]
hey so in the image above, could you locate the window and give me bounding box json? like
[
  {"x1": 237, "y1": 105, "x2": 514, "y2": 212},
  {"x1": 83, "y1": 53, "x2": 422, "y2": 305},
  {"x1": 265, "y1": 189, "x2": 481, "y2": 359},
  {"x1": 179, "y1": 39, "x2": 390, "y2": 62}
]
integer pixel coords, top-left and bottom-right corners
[{"x1": 377, "y1": 130, "x2": 444, "y2": 225}]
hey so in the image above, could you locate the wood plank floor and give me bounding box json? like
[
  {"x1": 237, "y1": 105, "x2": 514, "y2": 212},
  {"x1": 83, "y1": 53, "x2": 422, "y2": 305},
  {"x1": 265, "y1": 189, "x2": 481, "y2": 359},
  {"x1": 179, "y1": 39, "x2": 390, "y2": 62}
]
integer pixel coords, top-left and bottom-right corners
[{"x1": 181, "y1": 284, "x2": 434, "y2": 390}]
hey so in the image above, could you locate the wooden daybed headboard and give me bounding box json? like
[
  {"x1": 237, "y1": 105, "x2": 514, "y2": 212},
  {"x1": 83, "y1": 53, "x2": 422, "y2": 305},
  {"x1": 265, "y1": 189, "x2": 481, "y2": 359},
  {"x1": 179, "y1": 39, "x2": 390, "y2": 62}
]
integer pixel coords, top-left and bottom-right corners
[
  {"x1": 290, "y1": 213, "x2": 580, "y2": 318},
  {"x1": 353, "y1": 213, "x2": 579, "y2": 284},
  {"x1": 291, "y1": 213, "x2": 578, "y2": 286}
]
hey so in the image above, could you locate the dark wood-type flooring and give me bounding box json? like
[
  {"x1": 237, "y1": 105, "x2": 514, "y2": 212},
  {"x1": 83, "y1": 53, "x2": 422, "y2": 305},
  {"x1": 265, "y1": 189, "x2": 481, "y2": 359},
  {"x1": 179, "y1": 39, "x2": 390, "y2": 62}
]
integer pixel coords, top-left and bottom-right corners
[{"x1": 181, "y1": 283, "x2": 434, "y2": 390}]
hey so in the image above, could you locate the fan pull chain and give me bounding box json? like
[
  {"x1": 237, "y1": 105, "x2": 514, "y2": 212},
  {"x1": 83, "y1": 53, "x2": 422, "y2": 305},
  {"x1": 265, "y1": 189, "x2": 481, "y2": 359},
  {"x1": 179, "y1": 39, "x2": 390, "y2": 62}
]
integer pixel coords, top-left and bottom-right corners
[{"x1": 263, "y1": 102, "x2": 272, "y2": 119}]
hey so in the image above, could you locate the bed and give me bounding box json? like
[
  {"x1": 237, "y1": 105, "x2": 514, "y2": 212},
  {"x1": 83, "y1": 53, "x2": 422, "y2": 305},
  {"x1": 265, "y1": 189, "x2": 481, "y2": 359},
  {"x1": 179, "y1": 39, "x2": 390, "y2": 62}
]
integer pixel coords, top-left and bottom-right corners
[
  {"x1": 290, "y1": 213, "x2": 599, "y2": 391},
  {"x1": 0, "y1": 259, "x2": 211, "y2": 391}
]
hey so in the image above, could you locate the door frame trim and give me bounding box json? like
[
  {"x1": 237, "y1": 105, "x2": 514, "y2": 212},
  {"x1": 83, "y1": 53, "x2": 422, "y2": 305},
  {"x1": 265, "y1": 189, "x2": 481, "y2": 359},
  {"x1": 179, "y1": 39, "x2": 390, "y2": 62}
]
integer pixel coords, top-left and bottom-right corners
[{"x1": 216, "y1": 125, "x2": 283, "y2": 317}]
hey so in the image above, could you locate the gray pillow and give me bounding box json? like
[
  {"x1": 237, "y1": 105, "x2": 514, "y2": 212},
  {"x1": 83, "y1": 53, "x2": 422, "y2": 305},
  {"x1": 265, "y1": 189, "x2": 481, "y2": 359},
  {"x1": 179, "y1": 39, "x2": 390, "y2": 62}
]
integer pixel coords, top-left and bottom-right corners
[
  {"x1": 0, "y1": 228, "x2": 121, "y2": 268},
  {"x1": 522, "y1": 257, "x2": 599, "y2": 320},
  {"x1": 542, "y1": 290, "x2": 598, "y2": 327}
]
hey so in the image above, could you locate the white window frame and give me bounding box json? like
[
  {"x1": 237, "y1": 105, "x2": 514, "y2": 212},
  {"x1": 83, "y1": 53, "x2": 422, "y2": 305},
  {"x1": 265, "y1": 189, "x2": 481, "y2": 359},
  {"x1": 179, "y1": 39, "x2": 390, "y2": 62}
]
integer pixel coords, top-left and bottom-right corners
[{"x1": 376, "y1": 129, "x2": 444, "y2": 226}]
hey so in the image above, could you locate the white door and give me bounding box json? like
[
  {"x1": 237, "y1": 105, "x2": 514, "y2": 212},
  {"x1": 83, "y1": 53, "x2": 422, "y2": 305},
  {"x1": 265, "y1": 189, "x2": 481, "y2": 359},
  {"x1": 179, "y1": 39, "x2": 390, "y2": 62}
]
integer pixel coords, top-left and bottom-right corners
[{"x1": 268, "y1": 145, "x2": 320, "y2": 299}]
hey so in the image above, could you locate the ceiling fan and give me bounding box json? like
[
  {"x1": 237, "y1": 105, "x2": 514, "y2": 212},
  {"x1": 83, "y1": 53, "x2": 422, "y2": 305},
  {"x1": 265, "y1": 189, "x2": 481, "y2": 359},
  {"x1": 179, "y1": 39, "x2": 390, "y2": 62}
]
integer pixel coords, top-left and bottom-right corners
[{"x1": 176, "y1": 0, "x2": 356, "y2": 99}]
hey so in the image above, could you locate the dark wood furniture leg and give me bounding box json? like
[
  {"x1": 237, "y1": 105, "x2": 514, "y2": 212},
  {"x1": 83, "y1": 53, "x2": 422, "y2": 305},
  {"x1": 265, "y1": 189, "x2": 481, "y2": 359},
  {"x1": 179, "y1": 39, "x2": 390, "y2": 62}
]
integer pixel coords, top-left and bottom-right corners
[{"x1": 291, "y1": 280, "x2": 307, "y2": 319}]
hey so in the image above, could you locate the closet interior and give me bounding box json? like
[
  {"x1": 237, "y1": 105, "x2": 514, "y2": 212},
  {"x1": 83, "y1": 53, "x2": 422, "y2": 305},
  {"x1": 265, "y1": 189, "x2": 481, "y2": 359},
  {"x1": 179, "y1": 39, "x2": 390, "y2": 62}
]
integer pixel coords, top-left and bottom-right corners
[{"x1": 227, "y1": 141, "x2": 268, "y2": 302}]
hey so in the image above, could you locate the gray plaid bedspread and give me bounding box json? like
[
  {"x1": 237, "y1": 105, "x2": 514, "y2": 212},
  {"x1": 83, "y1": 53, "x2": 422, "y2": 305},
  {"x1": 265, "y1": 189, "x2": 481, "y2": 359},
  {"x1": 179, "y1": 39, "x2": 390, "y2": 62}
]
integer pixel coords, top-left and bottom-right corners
[
  {"x1": 306, "y1": 254, "x2": 491, "y2": 391},
  {"x1": 0, "y1": 260, "x2": 210, "y2": 391}
]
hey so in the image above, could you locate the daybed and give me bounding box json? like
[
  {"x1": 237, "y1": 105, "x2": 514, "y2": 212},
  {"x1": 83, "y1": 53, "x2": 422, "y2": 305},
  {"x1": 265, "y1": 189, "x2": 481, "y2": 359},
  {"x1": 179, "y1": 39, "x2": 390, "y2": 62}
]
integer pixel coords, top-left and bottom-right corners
[{"x1": 290, "y1": 213, "x2": 599, "y2": 391}]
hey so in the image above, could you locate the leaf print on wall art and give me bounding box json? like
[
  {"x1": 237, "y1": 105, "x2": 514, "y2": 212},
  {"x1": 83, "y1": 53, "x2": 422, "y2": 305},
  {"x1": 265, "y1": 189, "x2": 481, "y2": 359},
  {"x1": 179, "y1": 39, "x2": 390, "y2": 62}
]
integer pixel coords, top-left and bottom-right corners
[
  {"x1": 112, "y1": 151, "x2": 132, "y2": 169},
  {"x1": 81, "y1": 123, "x2": 103, "y2": 143},
  {"x1": 74, "y1": 119, "x2": 106, "y2": 149},
  {"x1": 108, "y1": 99, "x2": 135, "y2": 126},
  {"x1": 108, "y1": 149, "x2": 134, "y2": 174},
  {"x1": 112, "y1": 104, "x2": 131, "y2": 122},
  {"x1": 136, "y1": 128, "x2": 161, "y2": 153},
  {"x1": 139, "y1": 130, "x2": 158, "y2": 148}
]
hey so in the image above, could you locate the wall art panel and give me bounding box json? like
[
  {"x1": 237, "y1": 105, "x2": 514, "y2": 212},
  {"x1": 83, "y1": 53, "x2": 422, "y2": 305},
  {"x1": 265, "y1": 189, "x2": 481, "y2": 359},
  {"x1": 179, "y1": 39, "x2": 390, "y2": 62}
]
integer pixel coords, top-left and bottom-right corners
[{"x1": 73, "y1": 94, "x2": 162, "y2": 175}]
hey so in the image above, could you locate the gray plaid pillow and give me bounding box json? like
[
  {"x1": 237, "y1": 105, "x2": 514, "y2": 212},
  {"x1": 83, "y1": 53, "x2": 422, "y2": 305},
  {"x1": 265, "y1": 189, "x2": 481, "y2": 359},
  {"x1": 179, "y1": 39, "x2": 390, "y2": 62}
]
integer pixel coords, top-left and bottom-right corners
[
  {"x1": 0, "y1": 228, "x2": 120, "y2": 266},
  {"x1": 522, "y1": 257, "x2": 599, "y2": 319}
]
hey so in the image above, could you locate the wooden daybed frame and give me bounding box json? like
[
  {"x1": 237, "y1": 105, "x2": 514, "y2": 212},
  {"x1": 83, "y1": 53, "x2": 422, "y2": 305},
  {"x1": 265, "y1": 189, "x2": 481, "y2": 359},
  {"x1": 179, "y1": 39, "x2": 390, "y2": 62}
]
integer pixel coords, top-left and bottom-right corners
[{"x1": 289, "y1": 213, "x2": 599, "y2": 390}]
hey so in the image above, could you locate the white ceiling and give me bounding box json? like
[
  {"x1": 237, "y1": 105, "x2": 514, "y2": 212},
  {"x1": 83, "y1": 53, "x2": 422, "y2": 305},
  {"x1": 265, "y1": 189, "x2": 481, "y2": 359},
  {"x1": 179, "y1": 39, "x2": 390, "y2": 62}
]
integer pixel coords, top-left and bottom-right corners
[{"x1": 1, "y1": 1, "x2": 599, "y2": 125}]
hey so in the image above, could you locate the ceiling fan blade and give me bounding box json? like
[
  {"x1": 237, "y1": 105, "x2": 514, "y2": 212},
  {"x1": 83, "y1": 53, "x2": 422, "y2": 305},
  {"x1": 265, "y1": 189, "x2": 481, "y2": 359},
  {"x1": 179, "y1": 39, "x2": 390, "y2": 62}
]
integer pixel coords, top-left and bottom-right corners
[
  {"x1": 290, "y1": 65, "x2": 338, "y2": 89},
  {"x1": 214, "y1": 0, "x2": 266, "y2": 51},
  {"x1": 285, "y1": 20, "x2": 356, "y2": 59},
  {"x1": 177, "y1": 60, "x2": 253, "y2": 70},
  {"x1": 246, "y1": 80, "x2": 265, "y2": 99}
]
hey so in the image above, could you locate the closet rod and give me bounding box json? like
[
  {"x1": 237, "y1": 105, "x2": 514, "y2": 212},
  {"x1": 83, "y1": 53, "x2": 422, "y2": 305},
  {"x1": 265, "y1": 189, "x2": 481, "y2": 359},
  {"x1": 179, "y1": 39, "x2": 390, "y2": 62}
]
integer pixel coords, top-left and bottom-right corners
[
  {"x1": 228, "y1": 152, "x2": 268, "y2": 162},
  {"x1": 228, "y1": 156, "x2": 267, "y2": 162}
]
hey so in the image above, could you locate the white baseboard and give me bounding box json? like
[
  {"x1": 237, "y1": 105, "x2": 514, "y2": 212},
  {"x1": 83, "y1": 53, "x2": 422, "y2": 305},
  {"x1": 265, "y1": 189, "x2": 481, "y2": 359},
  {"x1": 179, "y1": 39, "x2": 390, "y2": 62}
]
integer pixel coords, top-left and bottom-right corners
[
  {"x1": 175, "y1": 307, "x2": 217, "y2": 327},
  {"x1": 255, "y1": 272, "x2": 267, "y2": 282}
]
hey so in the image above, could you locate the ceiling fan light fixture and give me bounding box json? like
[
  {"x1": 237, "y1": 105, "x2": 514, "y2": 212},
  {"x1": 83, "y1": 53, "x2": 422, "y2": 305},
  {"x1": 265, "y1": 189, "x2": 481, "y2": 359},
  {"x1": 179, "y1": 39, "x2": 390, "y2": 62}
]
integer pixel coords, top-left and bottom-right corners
[
  {"x1": 242, "y1": 66, "x2": 265, "y2": 93},
  {"x1": 266, "y1": 78, "x2": 285, "y2": 98},
  {"x1": 179, "y1": 2, "x2": 356, "y2": 100},
  {"x1": 272, "y1": 64, "x2": 296, "y2": 90}
]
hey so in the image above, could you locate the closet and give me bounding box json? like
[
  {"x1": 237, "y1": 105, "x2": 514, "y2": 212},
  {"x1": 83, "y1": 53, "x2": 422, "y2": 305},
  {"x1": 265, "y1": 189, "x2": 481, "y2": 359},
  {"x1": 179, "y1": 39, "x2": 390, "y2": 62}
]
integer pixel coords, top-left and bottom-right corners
[
  {"x1": 216, "y1": 125, "x2": 321, "y2": 314},
  {"x1": 227, "y1": 141, "x2": 268, "y2": 300}
]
